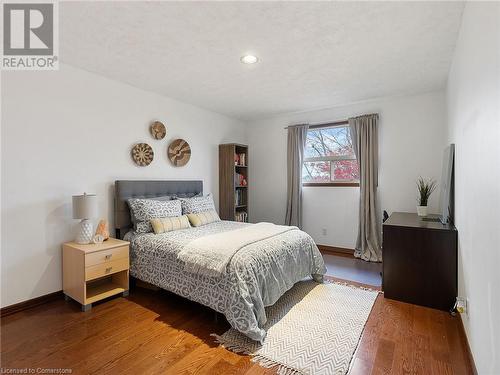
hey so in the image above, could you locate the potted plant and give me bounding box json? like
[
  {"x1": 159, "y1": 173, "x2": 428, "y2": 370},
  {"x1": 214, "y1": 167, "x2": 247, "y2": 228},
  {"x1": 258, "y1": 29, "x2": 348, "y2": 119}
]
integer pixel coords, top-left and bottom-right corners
[{"x1": 416, "y1": 177, "x2": 437, "y2": 217}]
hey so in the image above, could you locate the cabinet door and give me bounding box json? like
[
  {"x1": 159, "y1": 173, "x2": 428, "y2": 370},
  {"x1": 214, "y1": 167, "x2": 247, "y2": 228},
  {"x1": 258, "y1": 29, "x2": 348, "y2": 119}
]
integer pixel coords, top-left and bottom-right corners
[
  {"x1": 383, "y1": 225, "x2": 457, "y2": 311},
  {"x1": 383, "y1": 226, "x2": 425, "y2": 305},
  {"x1": 420, "y1": 230, "x2": 457, "y2": 311}
]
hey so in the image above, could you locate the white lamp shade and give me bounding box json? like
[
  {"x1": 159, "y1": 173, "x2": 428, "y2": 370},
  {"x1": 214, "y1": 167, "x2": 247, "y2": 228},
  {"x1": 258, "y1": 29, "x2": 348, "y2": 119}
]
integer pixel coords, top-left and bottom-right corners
[{"x1": 72, "y1": 194, "x2": 98, "y2": 219}]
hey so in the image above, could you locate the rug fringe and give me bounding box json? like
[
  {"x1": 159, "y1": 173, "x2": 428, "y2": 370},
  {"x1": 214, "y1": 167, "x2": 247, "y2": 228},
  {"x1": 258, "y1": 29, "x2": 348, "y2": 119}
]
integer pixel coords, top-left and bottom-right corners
[
  {"x1": 210, "y1": 334, "x2": 253, "y2": 355},
  {"x1": 323, "y1": 277, "x2": 381, "y2": 293},
  {"x1": 212, "y1": 334, "x2": 306, "y2": 375},
  {"x1": 252, "y1": 354, "x2": 306, "y2": 375}
]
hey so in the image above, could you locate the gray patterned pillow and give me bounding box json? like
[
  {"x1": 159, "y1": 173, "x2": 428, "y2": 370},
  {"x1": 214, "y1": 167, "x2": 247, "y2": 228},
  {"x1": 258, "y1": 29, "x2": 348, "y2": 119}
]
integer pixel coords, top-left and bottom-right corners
[
  {"x1": 150, "y1": 195, "x2": 173, "y2": 201},
  {"x1": 128, "y1": 198, "x2": 182, "y2": 233},
  {"x1": 127, "y1": 196, "x2": 172, "y2": 230},
  {"x1": 171, "y1": 192, "x2": 202, "y2": 199},
  {"x1": 179, "y1": 194, "x2": 216, "y2": 215}
]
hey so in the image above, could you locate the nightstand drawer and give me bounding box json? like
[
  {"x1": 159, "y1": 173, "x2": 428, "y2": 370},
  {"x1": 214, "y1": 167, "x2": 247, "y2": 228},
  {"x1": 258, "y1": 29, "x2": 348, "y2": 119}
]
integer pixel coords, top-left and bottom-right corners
[
  {"x1": 85, "y1": 245, "x2": 129, "y2": 267},
  {"x1": 85, "y1": 258, "x2": 129, "y2": 281}
]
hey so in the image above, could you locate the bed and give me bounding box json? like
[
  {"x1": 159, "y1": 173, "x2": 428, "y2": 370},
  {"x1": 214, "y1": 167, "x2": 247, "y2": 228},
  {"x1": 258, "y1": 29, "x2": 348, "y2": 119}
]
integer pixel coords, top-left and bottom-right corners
[{"x1": 115, "y1": 180, "x2": 326, "y2": 341}]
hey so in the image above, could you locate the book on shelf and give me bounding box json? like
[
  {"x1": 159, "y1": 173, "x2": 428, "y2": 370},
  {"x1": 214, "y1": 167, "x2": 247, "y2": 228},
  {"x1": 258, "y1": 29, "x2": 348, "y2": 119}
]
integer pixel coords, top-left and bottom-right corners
[
  {"x1": 235, "y1": 211, "x2": 248, "y2": 222},
  {"x1": 234, "y1": 153, "x2": 246, "y2": 166},
  {"x1": 235, "y1": 189, "x2": 245, "y2": 206},
  {"x1": 234, "y1": 172, "x2": 247, "y2": 187}
]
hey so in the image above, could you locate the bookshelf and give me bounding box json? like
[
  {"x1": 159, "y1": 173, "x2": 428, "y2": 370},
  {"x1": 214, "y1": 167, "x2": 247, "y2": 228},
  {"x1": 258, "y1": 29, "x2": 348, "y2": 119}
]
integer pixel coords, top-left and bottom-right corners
[{"x1": 219, "y1": 143, "x2": 249, "y2": 222}]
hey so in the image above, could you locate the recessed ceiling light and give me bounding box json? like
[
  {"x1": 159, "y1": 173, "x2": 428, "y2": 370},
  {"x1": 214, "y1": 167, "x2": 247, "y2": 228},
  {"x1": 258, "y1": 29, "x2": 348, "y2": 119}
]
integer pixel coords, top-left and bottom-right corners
[{"x1": 240, "y1": 55, "x2": 259, "y2": 64}]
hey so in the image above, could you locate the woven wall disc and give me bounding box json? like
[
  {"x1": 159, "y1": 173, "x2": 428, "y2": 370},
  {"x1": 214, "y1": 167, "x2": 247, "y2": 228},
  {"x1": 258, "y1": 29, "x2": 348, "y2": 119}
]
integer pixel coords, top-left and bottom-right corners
[
  {"x1": 150, "y1": 121, "x2": 166, "y2": 140},
  {"x1": 168, "y1": 139, "x2": 191, "y2": 167},
  {"x1": 131, "y1": 143, "x2": 154, "y2": 166}
]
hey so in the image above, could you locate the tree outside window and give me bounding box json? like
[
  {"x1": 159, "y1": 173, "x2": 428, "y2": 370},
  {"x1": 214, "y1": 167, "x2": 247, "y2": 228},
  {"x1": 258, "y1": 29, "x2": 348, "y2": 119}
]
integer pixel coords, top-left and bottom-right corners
[{"x1": 302, "y1": 125, "x2": 359, "y2": 185}]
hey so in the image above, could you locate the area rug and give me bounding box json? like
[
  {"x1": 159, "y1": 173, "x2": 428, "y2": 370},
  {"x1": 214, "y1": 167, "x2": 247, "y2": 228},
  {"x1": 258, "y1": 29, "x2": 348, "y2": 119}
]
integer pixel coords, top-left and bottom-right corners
[{"x1": 212, "y1": 280, "x2": 379, "y2": 375}]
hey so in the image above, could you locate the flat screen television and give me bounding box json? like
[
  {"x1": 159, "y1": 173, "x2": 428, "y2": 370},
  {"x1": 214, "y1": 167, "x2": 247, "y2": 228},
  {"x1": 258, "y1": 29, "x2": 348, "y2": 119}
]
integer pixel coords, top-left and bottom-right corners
[{"x1": 439, "y1": 144, "x2": 455, "y2": 224}]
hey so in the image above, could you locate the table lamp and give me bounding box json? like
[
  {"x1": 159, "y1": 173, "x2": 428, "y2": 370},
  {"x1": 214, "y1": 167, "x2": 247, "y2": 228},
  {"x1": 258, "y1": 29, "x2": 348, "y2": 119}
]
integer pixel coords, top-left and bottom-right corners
[{"x1": 72, "y1": 193, "x2": 98, "y2": 244}]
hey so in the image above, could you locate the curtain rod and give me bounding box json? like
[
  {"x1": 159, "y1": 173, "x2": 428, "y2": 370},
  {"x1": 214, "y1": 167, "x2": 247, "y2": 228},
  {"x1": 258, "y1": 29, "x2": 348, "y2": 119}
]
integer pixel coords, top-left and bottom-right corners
[
  {"x1": 283, "y1": 113, "x2": 379, "y2": 130},
  {"x1": 284, "y1": 119, "x2": 348, "y2": 130}
]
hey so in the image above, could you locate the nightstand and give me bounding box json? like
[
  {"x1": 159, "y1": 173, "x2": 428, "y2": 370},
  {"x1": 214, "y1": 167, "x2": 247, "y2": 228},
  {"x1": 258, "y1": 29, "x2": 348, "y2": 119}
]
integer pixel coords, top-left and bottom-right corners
[{"x1": 62, "y1": 238, "x2": 130, "y2": 312}]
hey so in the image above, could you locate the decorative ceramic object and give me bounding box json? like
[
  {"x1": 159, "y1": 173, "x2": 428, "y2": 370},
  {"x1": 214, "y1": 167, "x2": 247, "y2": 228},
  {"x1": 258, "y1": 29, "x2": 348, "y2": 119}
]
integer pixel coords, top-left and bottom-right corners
[
  {"x1": 150, "y1": 121, "x2": 166, "y2": 140},
  {"x1": 92, "y1": 234, "x2": 104, "y2": 244},
  {"x1": 95, "y1": 219, "x2": 110, "y2": 240},
  {"x1": 76, "y1": 219, "x2": 94, "y2": 244},
  {"x1": 131, "y1": 143, "x2": 154, "y2": 166},
  {"x1": 168, "y1": 139, "x2": 191, "y2": 167}
]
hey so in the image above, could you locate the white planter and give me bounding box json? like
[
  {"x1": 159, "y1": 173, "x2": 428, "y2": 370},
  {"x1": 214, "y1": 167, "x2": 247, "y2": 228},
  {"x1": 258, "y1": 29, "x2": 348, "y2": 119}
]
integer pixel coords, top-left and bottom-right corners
[{"x1": 417, "y1": 205, "x2": 428, "y2": 217}]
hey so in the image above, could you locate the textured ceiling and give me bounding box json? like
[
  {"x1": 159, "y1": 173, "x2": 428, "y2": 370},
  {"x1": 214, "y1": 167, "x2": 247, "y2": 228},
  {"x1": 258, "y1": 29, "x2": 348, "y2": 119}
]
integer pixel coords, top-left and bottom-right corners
[{"x1": 60, "y1": 1, "x2": 464, "y2": 120}]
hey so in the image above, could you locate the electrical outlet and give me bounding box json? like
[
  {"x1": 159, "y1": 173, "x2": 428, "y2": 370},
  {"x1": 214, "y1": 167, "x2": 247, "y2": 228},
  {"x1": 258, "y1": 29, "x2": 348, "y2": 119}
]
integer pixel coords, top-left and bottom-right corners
[
  {"x1": 456, "y1": 296, "x2": 467, "y2": 315},
  {"x1": 321, "y1": 228, "x2": 327, "y2": 236}
]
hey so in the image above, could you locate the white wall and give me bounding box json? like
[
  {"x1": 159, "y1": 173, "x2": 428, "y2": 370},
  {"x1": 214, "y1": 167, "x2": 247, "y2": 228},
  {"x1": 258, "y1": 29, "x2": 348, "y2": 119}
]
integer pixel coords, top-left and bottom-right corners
[
  {"x1": 446, "y1": 3, "x2": 500, "y2": 373},
  {"x1": 0, "y1": 64, "x2": 246, "y2": 308},
  {"x1": 248, "y1": 91, "x2": 446, "y2": 248}
]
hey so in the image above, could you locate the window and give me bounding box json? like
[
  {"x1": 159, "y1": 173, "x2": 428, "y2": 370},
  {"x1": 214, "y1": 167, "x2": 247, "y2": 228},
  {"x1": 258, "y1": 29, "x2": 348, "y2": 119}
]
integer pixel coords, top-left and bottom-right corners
[{"x1": 302, "y1": 124, "x2": 359, "y2": 186}]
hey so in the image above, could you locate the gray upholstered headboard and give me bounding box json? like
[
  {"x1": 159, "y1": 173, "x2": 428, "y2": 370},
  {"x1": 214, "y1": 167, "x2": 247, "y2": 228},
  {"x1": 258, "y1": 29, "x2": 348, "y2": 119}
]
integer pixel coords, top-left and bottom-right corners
[{"x1": 114, "y1": 180, "x2": 203, "y2": 239}]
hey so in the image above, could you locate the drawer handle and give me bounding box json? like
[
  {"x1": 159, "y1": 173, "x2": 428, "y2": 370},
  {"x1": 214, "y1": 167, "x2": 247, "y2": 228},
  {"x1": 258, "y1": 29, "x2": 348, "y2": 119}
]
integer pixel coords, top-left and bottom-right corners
[
  {"x1": 105, "y1": 267, "x2": 112, "y2": 273},
  {"x1": 105, "y1": 254, "x2": 112, "y2": 260}
]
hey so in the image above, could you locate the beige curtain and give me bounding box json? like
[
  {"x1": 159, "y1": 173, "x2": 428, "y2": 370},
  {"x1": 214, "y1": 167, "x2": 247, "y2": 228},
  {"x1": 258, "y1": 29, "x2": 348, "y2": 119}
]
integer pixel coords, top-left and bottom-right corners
[
  {"x1": 285, "y1": 124, "x2": 309, "y2": 228},
  {"x1": 349, "y1": 114, "x2": 382, "y2": 262}
]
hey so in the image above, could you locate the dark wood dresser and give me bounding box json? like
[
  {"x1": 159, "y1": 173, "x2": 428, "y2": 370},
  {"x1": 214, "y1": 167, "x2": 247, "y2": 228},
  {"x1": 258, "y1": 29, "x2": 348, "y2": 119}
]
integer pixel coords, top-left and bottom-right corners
[{"x1": 382, "y1": 212, "x2": 457, "y2": 311}]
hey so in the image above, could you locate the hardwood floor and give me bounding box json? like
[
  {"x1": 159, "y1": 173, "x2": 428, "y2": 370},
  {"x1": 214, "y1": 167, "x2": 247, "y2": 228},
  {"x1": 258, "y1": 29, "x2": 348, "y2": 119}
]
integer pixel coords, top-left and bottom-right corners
[
  {"x1": 322, "y1": 253, "x2": 382, "y2": 287},
  {"x1": 1, "y1": 284, "x2": 473, "y2": 375}
]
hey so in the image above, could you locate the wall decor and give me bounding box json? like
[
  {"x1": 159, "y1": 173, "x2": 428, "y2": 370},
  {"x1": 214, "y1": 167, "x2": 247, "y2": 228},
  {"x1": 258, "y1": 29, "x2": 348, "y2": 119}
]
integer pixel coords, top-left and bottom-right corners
[
  {"x1": 168, "y1": 139, "x2": 191, "y2": 167},
  {"x1": 131, "y1": 143, "x2": 154, "y2": 166},
  {"x1": 150, "y1": 121, "x2": 166, "y2": 140}
]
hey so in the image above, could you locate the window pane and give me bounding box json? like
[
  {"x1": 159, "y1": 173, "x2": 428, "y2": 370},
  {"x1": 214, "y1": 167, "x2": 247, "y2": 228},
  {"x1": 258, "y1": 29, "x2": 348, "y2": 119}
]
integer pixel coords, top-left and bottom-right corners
[
  {"x1": 305, "y1": 126, "x2": 355, "y2": 159},
  {"x1": 331, "y1": 160, "x2": 359, "y2": 181},
  {"x1": 302, "y1": 161, "x2": 330, "y2": 182}
]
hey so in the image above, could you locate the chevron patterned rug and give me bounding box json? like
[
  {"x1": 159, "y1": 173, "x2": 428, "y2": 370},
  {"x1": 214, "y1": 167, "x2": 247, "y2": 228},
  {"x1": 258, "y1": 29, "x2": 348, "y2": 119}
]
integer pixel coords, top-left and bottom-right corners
[{"x1": 213, "y1": 280, "x2": 378, "y2": 375}]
